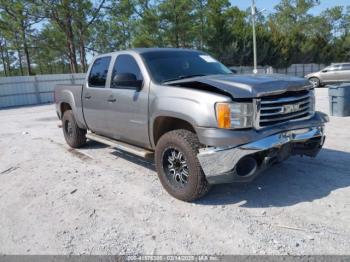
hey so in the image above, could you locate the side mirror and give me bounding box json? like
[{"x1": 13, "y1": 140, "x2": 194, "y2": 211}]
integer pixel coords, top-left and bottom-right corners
[
  {"x1": 112, "y1": 73, "x2": 143, "y2": 90},
  {"x1": 321, "y1": 69, "x2": 328, "y2": 73}
]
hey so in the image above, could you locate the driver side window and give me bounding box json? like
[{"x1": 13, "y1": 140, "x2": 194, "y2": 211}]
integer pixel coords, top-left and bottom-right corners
[{"x1": 111, "y1": 55, "x2": 143, "y2": 89}]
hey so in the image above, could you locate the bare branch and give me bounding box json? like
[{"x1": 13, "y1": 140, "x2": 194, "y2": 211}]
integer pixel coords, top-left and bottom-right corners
[{"x1": 87, "y1": 0, "x2": 106, "y2": 27}]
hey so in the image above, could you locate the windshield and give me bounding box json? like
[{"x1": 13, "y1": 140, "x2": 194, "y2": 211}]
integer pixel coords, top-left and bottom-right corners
[{"x1": 141, "y1": 50, "x2": 232, "y2": 84}]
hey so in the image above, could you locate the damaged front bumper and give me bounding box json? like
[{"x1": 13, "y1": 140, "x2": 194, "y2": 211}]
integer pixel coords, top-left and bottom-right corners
[{"x1": 197, "y1": 126, "x2": 326, "y2": 184}]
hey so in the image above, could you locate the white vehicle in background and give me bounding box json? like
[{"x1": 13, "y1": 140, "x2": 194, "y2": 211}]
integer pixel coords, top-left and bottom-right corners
[{"x1": 306, "y1": 63, "x2": 350, "y2": 87}]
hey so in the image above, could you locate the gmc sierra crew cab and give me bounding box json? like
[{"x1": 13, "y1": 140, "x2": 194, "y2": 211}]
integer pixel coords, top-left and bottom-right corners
[{"x1": 55, "y1": 48, "x2": 328, "y2": 202}]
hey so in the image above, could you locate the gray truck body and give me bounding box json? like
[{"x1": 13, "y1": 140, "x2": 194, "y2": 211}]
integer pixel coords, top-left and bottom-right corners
[{"x1": 55, "y1": 48, "x2": 328, "y2": 184}]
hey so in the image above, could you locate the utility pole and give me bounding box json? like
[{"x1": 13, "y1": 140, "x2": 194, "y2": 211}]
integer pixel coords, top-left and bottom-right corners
[{"x1": 251, "y1": 0, "x2": 258, "y2": 74}]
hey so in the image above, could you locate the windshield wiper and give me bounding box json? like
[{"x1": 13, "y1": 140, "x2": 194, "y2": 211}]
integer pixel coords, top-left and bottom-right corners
[{"x1": 162, "y1": 74, "x2": 206, "y2": 84}]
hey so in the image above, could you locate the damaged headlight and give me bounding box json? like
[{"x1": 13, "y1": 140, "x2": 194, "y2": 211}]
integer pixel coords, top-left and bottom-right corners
[{"x1": 215, "y1": 102, "x2": 254, "y2": 129}]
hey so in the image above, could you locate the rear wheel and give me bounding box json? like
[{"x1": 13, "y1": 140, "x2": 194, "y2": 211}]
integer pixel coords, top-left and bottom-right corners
[
  {"x1": 62, "y1": 110, "x2": 86, "y2": 148},
  {"x1": 309, "y1": 77, "x2": 320, "y2": 88},
  {"x1": 155, "y1": 129, "x2": 210, "y2": 202}
]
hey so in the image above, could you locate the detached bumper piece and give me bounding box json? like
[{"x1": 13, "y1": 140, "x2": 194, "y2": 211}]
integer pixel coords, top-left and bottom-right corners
[{"x1": 197, "y1": 126, "x2": 325, "y2": 184}]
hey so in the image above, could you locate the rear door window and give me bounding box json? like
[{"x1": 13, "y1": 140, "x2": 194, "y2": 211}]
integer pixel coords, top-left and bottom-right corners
[{"x1": 88, "y1": 56, "x2": 111, "y2": 87}]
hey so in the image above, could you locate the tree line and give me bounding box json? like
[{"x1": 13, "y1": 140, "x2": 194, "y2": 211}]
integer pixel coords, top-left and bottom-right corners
[{"x1": 0, "y1": 0, "x2": 349, "y2": 77}]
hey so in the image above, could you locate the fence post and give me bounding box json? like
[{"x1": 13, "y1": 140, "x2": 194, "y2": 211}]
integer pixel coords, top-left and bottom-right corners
[
  {"x1": 71, "y1": 74, "x2": 75, "y2": 85},
  {"x1": 267, "y1": 66, "x2": 273, "y2": 74},
  {"x1": 302, "y1": 64, "x2": 305, "y2": 76},
  {"x1": 34, "y1": 76, "x2": 42, "y2": 104}
]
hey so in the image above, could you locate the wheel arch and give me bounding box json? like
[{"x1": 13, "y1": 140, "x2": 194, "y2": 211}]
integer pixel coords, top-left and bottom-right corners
[
  {"x1": 152, "y1": 116, "x2": 196, "y2": 148},
  {"x1": 57, "y1": 89, "x2": 87, "y2": 129},
  {"x1": 60, "y1": 102, "x2": 72, "y2": 117}
]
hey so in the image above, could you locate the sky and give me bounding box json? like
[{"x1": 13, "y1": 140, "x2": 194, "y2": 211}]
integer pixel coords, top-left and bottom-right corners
[{"x1": 232, "y1": 0, "x2": 348, "y2": 14}]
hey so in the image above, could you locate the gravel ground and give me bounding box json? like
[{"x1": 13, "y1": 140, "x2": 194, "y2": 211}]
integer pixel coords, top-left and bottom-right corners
[{"x1": 0, "y1": 88, "x2": 349, "y2": 255}]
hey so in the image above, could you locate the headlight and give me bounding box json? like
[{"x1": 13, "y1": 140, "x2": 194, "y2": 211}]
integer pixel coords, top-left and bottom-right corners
[{"x1": 215, "y1": 102, "x2": 254, "y2": 129}]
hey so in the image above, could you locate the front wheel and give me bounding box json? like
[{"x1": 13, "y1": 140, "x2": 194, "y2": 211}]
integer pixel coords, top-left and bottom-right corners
[
  {"x1": 309, "y1": 77, "x2": 320, "y2": 88},
  {"x1": 155, "y1": 129, "x2": 210, "y2": 202}
]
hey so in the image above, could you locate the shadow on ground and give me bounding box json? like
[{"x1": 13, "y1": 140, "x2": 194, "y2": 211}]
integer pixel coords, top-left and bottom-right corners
[
  {"x1": 80, "y1": 140, "x2": 110, "y2": 150},
  {"x1": 111, "y1": 150, "x2": 155, "y2": 171},
  {"x1": 79, "y1": 141, "x2": 155, "y2": 169}
]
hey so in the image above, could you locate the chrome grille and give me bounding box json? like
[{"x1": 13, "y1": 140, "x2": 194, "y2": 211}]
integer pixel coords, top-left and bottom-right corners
[{"x1": 255, "y1": 91, "x2": 313, "y2": 128}]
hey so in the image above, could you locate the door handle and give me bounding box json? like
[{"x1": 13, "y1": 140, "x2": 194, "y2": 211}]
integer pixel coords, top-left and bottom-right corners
[
  {"x1": 84, "y1": 94, "x2": 92, "y2": 99},
  {"x1": 107, "y1": 97, "x2": 117, "y2": 103}
]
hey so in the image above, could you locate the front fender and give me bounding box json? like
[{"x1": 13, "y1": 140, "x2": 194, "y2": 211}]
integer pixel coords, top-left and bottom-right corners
[
  {"x1": 151, "y1": 97, "x2": 203, "y2": 124},
  {"x1": 149, "y1": 85, "x2": 232, "y2": 147},
  {"x1": 149, "y1": 97, "x2": 203, "y2": 147},
  {"x1": 150, "y1": 94, "x2": 220, "y2": 126}
]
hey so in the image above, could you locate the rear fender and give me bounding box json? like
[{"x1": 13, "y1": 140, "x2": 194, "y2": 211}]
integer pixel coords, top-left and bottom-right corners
[{"x1": 58, "y1": 90, "x2": 86, "y2": 129}]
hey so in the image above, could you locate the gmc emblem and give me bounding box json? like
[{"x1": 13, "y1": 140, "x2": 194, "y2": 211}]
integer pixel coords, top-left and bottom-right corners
[{"x1": 281, "y1": 104, "x2": 301, "y2": 114}]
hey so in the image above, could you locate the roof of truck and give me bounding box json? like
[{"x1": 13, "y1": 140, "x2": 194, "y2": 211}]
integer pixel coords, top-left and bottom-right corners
[
  {"x1": 131, "y1": 48, "x2": 202, "y2": 54},
  {"x1": 97, "y1": 48, "x2": 204, "y2": 57}
]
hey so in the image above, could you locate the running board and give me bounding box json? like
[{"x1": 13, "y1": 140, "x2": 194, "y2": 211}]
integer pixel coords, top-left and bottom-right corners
[{"x1": 86, "y1": 133, "x2": 154, "y2": 159}]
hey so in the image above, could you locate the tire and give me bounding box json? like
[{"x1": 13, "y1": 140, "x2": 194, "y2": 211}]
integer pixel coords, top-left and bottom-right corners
[
  {"x1": 62, "y1": 110, "x2": 87, "y2": 148},
  {"x1": 155, "y1": 129, "x2": 210, "y2": 202},
  {"x1": 309, "y1": 77, "x2": 320, "y2": 88}
]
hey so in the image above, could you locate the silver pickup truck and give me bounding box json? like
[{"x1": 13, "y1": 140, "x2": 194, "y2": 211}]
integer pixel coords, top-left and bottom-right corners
[{"x1": 55, "y1": 48, "x2": 328, "y2": 202}]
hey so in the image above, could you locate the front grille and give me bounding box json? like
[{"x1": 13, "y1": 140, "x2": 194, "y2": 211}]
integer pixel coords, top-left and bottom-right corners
[{"x1": 256, "y1": 90, "x2": 313, "y2": 128}]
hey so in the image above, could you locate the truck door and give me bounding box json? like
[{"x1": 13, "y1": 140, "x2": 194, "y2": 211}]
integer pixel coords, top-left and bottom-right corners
[
  {"x1": 82, "y1": 56, "x2": 113, "y2": 136},
  {"x1": 104, "y1": 54, "x2": 150, "y2": 148}
]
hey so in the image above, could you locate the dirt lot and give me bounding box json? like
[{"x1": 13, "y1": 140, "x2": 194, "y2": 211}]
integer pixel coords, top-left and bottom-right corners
[{"x1": 0, "y1": 88, "x2": 350, "y2": 255}]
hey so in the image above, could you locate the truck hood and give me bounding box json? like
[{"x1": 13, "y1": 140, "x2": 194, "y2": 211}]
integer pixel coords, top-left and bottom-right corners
[{"x1": 165, "y1": 74, "x2": 311, "y2": 98}]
